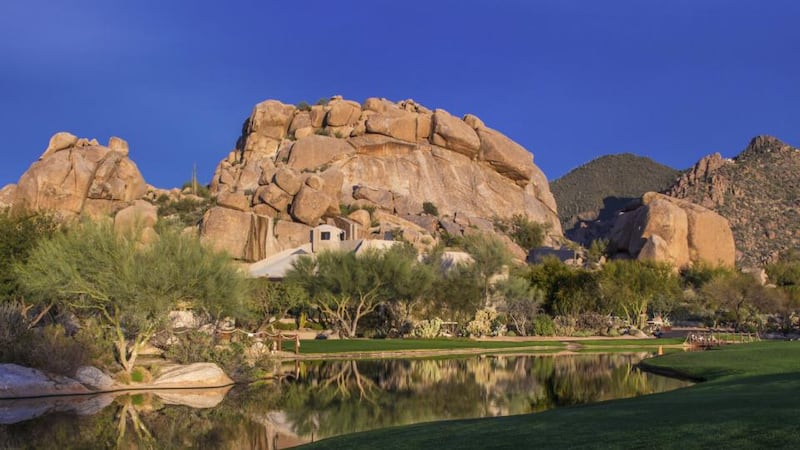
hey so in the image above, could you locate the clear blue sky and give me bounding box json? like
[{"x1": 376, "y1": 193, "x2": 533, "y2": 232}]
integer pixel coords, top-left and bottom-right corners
[{"x1": 1, "y1": 0, "x2": 798, "y2": 188}]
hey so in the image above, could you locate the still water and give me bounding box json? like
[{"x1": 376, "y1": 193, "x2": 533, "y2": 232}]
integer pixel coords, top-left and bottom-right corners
[{"x1": 0, "y1": 353, "x2": 689, "y2": 449}]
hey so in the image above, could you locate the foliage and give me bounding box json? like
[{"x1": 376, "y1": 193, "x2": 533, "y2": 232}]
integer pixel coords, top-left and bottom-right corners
[
  {"x1": 316, "y1": 97, "x2": 330, "y2": 106},
  {"x1": 532, "y1": 315, "x2": 556, "y2": 336},
  {"x1": 598, "y1": 260, "x2": 681, "y2": 328},
  {"x1": 296, "y1": 100, "x2": 312, "y2": 111},
  {"x1": 271, "y1": 321, "x2": 299, "y2": 331},
  {"x1": 680, "y1": 262, "x2": 732, "y2": 290},
  {"x1": 153, "y1": 194, "x2": 214, "y2": 227},
  {"x1": 179, "y1": 180, "x2": 211, "y2": 198},
  {"x1": 766, "y1": 250, "x2": 800, "y2": 308},
  {"x1": 422, "y1": 201, "x2": 439, "y2": 216},
  {"x1": 15, "y1": 222, "x2": 249, "y2": 372},
  {"x1": 526, "y1": 257, "x2": 602, "y2": 316},
  {"x1": 285, "y1": 248, "x2": 420, "y2": 338},
  {"x1": 0, "y1": 210, "x2": 59, "y2": 303},
  {"x1": 466, "y1": 308, "x2": 497, "y2": 337},
  {"x1": 504, "y1": 214, "x2": 548, "y2": 250},
  {"x1": 248, "y1": 278, "x2": 308, "y2": 327},
  {"x1": 700, "y1": 271, "x2": 785, "y2": 330},
  {"x1": 496, "y1": 275, "x2": 543, "y2": 336},
  {"x1": 162, "y1": 330, "x2": 253, "y2": 380},
  {"x1": 585, "y1": 238, "x2": 609, "y2": 265},
  {"x1": 413, "y1": 318, "x2": 443, "y2": 338},
  {"x1": 462, "y1": 233, "x2": 511, "y2": 306}
]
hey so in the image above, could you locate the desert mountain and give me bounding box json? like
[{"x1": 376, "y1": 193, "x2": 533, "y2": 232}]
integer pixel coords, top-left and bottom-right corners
[
  {"x1": 665, "y1": 135, "x2": 800, "y2": 267},
  {"x1": 200, "y1": 96, "x2": 562, "y2": 261},
  {"x1": 550, "y1": 153, "x2": 680, "y2": 239}
]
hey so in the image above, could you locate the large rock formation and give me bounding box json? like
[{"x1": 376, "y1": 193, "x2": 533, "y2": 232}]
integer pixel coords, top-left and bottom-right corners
[
  {"x1": 609, "y1": 192, "x2": 735, "y2": 268},
  {"x1": 203, "y1": 96, "x2": 562, "y2": 260},
  {"x1": 6, "y1": 133, "x2": 147, "y2": 218},
  {"x1": 664, "y1": 136, "x2": 800, "y2": 266}
]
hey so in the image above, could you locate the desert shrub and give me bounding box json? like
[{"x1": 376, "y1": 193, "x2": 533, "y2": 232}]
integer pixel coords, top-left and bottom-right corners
[
  {"x1": 413, "y1": 318, "x2": 443, "y2": 338},
  {"x1": 422, "y1": 201, "x2": 439, "y2": 216},
  {"x1": 504, "y1": 214, "x2": 548, "y2": 250},
  {"x1": 163, "y1": 330, "x2": 251, "y2": 379},
  {"x1": 466, "y1": 308, "x2": 497, "y2": 337},
  {"x1": 296, "y1": 101, "x2": 311, "y2": 111},
  {"x1": 271, "y1": 321, "x2": 298, "y2": 331},
  {"x1": 532, "y1": 315, "x2": 556, "y2": 336},
  {"x1": 4, "y1": 324, "x2": 96, "y2": 376}
]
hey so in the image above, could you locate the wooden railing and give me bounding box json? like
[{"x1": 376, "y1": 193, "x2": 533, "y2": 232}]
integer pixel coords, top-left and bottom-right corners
[{"x1": 685, "y1": 331, "x2": 759, "y2": 348}]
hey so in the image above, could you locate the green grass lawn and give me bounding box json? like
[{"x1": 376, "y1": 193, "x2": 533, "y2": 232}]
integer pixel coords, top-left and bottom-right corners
[
  {"x1": 300, "y1": 341, "x2": 800, "y2": 449},
  {"x1": 287, "y1": 338, "x2": 565, "y2": 354},
  {"x1": 573, "y1": 337, "x2": 686, "y2": 347}
]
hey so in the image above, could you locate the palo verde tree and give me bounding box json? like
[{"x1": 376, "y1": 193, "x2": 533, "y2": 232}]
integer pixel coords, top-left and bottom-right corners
[
  {"x1": 462, "y1": 233, "x2": 512, "y2": 307},
  {"x1": 285, "y1": 248, "x2": 415, "y2": 338},
  {"x1": 700, "y1": 271, "x2": 785, "y2": 330},
  {"x1": 16, "y1": 221, "x2": 249, "y2": 373},
  {"x1": 598, "y1": 259, "x2": 680, "y2": 329}
]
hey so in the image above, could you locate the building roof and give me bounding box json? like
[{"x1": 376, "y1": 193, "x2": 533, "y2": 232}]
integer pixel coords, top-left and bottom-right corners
[{"x1": 248, "y1": 244, "x2": 312, "y2": 279}]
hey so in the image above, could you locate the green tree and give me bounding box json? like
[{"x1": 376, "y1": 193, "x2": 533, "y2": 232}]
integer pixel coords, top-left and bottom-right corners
[
  {"x1": 248, "y1": 278, "x2": 309, "y2": 328},
  {"x1": 496, "y1": 275, "x2": 544, "y2": 336},
  {"x1": 16, "y1": 222, "x2": 249, "y2": 373},
  {"x1": 462, "y1": 233, "x2": 511, "y2": 307},
  {"x1": 598, "y1": 260, "x2": 680, "y2": 329},
  {"x1": 286, "y1": 249, "x2": 412, "y2": 338},
  {"x1": 701, "y1": 271, "x2": 785, "y2": 330},
  {"x1": 506, "y1": 214, "x2": 548, "y2": 250},
  {"x1": 0, "y1": 211, "x2": 59, "y2": 317},
  {"x1": 766, "y1": 250, "x2": 800, "y2": 308}
]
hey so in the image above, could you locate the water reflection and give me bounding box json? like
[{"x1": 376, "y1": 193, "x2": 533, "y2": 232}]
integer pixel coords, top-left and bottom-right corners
[{"x1": 0, "y1": 353, "x2": 690, "y2": 449}]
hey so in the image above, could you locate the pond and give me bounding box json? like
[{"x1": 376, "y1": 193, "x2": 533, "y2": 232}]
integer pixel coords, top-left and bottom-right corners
[{"x1": 0, "y1": 352, "x2": 690, "y2": 449}]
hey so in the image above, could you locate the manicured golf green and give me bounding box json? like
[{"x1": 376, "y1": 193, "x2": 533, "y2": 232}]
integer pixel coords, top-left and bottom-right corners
[{"x1": 300, "y1": 341, "x2": 800, "y2": 449}]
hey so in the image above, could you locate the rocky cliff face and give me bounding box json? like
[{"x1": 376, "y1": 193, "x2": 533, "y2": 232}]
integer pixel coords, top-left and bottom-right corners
[
  {"x1": 664, "y1": 136, "x2": 800, "y2": 267},
  {"x1": 201, "y1": 96, "x2": 562, "y2": 261},
  {"x1": 609, "y1": 192, "x2": 735, "y2": 268},
  {"x1": 5, "y1": 132, "x2": 147, "y2": 218}
]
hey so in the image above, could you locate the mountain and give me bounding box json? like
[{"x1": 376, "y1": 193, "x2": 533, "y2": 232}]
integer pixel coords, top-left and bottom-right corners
[
  {"x1": 199, "y1": 96, "x2": 562, "y2": 261},
  {"x1": 665, "y1": 135, "x2": 800, "y2": 267},
  {"x1": 551, "y1": 154, "x2": 680, "y2": 226}
]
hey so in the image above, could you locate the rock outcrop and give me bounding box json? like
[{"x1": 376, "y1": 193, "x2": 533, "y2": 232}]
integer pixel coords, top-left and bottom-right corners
[
  {"x1": 203, "y1": 96, "x2": 562, "y2": 260},
  {"x1": 664, "y1": 136, "x2": 800, "y2": 266},
  {"x1": 9, "y1": 133, "x2": 147, "y2": 219},
  {"x1": 609, "y1": 192, "x2": 735, "y2": 268},
  {"x1": 0, "y1": 364, "x2": 90, "y2": 399},
  {"x1": 152, "y1": 363, "x2": 234, "y2": 388}
]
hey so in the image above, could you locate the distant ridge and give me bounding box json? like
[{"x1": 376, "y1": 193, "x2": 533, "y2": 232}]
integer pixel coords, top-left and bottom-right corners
[{"x1": 551, "y1": 153, "x2": 680, "y2": 229}]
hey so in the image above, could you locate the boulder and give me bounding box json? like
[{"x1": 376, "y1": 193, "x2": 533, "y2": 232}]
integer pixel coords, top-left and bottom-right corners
[
  {"x1": 291, "y1": 184, "x2": 329, "y2": 225},
  {"x1": 289, "y1": 111, "x2": 312, "y2": 134},
  {"x1": 154, "y1": 386, "x2": 231, "y2": 409},
  {"x1": 152, "y1": 363, "x2": 233, "y2": 388},
  {"x1": 309, "y1": 105, "x2": 327, "y2": 128},
  {"x1": 0, "y1": 364, "x2": 90, "y2": 399},
  {"x1": 249, "y1": 100, "x2": 295, "y2": 140},
  {"x1": 107, "y1": 136, "x2": 129, "y2": 156},
  {"x1": 15, "y1": 138, "x2": 147, "y2": 218},
  {"x1": 74, "y1": 366, "x2": 115, "y2": 391},
  {"x1": 216, "y1": 191, "x2": 251, "y2": 212},
  {"x1": 169, "y1": 310, "x2": 203, "y2": 329},
  {"x1": 463, "y1": 114, "x2": 485, "y2": 130},
  {"x1": 319, "y1": 167, "x2": 345, "y2": 199},
  {"x1": 200, "y1": 207, "x2": 253, "y2": 259},
  {"x1": 477, "y1": 127, "x2": 534, "y2": 182},
  {"x1": 0, "y1": 184, "x2": 17, "y2": 209},
  {"x1": 416, "y1": 113, "x2": 432, "y2": 140},
  {"x1": 431, "y1": 109, "x2": 480, "y2": 158},
  {"x1": 288, "y1": 135, "x2": 355, "y2": 171},
  {"x1": 273, "y1": 167, "x2": 303, "y2": 195},
  {"x1": 365, "y1": 110, "x2": 418, "y2": 142},
  {"x1": 114, "y1": 200, "x2": 158, "y2": 236},
  {"x1": 39, "y1": 132, "x2": 78, "y2": 160},
  {"x1": 348, "y1": 209, "x2": 372, "y2": 228},
  {"x1": 349, "y1": 134, "x2": 418, "y2": 157},
  {"x1": 305, "y1": 174, "x2": 324, "y2": 190},
  {"x1": 326, "y1": 100, "x2": 361, "y2": 127},
  {"x1": 255, "y1": 184, "x2": 292, "y2": 211},
  {"x1": 274, "y1": 220, "x2": 313, "y2": 248},
  {"x1": 353, "y1": 185, "x2": 394, "y2": 211},
  {"x1": 609, "y1": 192, "x2": 735, "y2": 268}
]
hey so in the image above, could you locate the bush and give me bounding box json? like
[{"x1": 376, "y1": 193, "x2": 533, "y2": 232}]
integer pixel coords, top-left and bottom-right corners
[
  {"x1": 271, "y1": 321, "x2": 298, "y2": 331},
  {"x1": 413, "y1": 318, "x2": 443, "y2": 338},
  {"x1": 506, "y1": 215, "x2": 548, "y2": 250},
  {"x1": 533, "y1": 315, "x2": 556, "y2": 336},
  {"x1": 467, "y1": 309, "x2": 497, "y2": 337},
  {"x1": 2, "y1": 324, "x2": 98, "y2": 376},
  {"x1": 296, "y1": 101, "x2": 311, "y2": 111},
  {"x1": 163, "y1": 331, "x2": 252, "y2": 379},
  {"x1": 422, "y1": 201, "x2": 439, "y2": 216}
]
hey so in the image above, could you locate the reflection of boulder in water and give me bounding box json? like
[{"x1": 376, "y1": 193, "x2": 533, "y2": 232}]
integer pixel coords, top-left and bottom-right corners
[
  {"x1": 154, "y1": 386, "x2": 233, "y2": 409},
  {"x1": 0, "y1": 394, "x2": 115, "y2": 425}
]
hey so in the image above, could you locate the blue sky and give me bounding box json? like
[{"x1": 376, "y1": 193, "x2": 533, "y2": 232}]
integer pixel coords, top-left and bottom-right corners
[{"x1": 1, "y1": 0, "x2": 798, "y2": 188}]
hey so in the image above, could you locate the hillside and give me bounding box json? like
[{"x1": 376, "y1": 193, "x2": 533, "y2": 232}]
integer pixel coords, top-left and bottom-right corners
[
  {"x1": 550, "y1": 153, "x2": 680, "y2": 228},
  {"x1": 665, "y1": 135, "x2": 800, "y2": 267}
]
